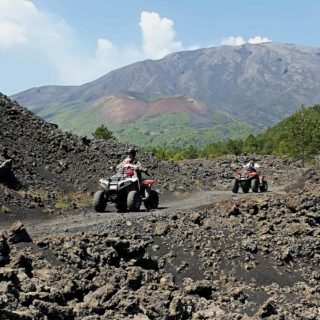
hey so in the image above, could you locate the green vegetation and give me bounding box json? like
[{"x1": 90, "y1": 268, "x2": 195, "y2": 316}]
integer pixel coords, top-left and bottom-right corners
[
  {"x1": 147, "y1": 105, "x2": 320, "y2": 165},
  {"x1": 92, "y1": 124, "x2": 113, "y2": 140},
  {"x1": 115, "y1": 111, "x2": 257, "y2": 147},
  {"x1": 256, "y1": 104, "x2": 320, "y2": 165},
  {"x1": 147, "y1": 94, "x2": 184, "y2": 102}
]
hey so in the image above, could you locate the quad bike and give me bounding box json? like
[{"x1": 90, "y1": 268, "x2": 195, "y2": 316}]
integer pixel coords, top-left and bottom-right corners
[
  {"x1": 231, "y1": 167, "x2": 268, "y2": 193},
  {"x1": 93, "y1": 164, "x2": 159, "y2": 213}
]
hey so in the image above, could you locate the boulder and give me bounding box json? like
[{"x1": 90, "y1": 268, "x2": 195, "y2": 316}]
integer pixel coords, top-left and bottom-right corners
[
  {"x1": 0, "y1": 233, "x2": 10, "y2": 266},
  {"x1": 0, "y1": 159, "x2": 13, "y2": 184},
  {"x1": 5, "y1": 222, "x2": 32, "y2": 244}
]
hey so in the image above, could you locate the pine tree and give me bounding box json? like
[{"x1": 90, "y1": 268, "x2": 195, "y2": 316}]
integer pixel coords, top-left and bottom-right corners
[{"x1": 92, "y1": 124, "x2": 113, "y2": 140}]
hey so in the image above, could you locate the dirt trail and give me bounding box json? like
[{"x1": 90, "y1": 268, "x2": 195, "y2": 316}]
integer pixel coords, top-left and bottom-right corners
[{"x1": 17, "y1": 186, "x2": 282, "y2": 236}]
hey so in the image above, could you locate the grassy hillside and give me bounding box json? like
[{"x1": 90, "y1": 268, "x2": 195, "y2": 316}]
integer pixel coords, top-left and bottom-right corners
[
  {"x1": 150, "y1": 105, "x2": 320, "y2": 161},
  {"x1": 116, "y1": 111, "x2": 257, "y2": 147},
  {"x1": 255, "y1": 104, "x2": 320, "y2": 156}
]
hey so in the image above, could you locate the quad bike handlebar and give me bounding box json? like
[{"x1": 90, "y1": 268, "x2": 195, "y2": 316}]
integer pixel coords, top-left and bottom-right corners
[{"x1": 109, "y1": 164, "x2": 150, "y2": 176}]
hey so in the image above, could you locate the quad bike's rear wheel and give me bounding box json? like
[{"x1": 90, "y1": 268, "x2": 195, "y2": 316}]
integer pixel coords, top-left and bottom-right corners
[
  {"x1": 260, "y1": 181, "x2": 268, "y2": 192},
  {"x1": 149, "y1": 190, "x2": 159, "y2": 209},
  {"x1": 127, "y1": 190, "x2": 141, "y2": 212},
  {"x1": 251, "y1": 179, "x2": 259, "y2": 193},
  {"x1": 144, "y1": 190, "x2": 159, "y2": 211},
  {"x1": 93, "y1": 190, "x2": 107, "y2": 212},
  {"x1": 231, "y1": 179, "x2": 239, "y2": 193}
]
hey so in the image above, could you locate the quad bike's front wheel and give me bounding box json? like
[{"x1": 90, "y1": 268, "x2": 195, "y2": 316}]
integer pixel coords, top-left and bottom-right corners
[
  {"x1": 93, "y1": 190, "x2": 107, "y2": 212},
  {"x1": 144, "y1": 190, "x2": 159, "y2": 211},
  {"x1": 231, "y1": 179, "x2": 239, "y2": 193},
  {"x1": 127, "y1": 190, "x2": 141, "y2": 212}
]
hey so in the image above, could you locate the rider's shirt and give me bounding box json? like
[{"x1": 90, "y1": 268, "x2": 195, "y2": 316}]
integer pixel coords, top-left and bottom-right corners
[
  {"x1": 116, "y1": 157, "x2": 143, "y2": 171},
  {"x1": 243, "y1": 162, "x2": 260, "y2": 169}
]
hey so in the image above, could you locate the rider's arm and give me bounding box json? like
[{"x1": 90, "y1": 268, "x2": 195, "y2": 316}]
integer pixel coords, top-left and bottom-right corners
[
  {"x1": 243, "y1": 163, "x2": 250, "y2": 169},
  {"x1": 116, "y1": 159, "x2": 126, "y2": 170},
  {"x1": 141, "y1": 167, "x2": 149, "y2": 174},
  {"x1": 134, "y1": 161, "x2": 149, "y2": 174}
]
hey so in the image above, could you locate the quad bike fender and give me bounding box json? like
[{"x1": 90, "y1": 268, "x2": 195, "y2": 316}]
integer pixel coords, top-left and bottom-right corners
[
  {"x1": 246, "y1": 172, "x2": 258, "y2": 178},
  {"x1": 141, "y1": 179, "x2": 155, "y2": 187}
]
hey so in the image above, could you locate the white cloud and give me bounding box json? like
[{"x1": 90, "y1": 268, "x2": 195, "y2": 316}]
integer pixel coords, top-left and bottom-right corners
[
  {"x1": 248, "y1": 36, "x2": 271, "y2": 44},
  {"x1": 221, "y1": 36, "x2": 246, "y2": 46},
  {"x1": 0, "y1": 20, "x2": 27, "y2": 48},
  {"x1": 221, "y1": 35, "x2": 271, "y2": 46},
  {"x1": 0, "y1": 0, "x2": 139, "y2": 85},
  {"x1": 0, "y1": 0, "x2": 37, "y2": 49},
  {"x1": 139, "y1": 11, "x2": 183, "y2": 59},
  {"x1": 0, "y1": 0, "x2": 38, "y2": 23}
]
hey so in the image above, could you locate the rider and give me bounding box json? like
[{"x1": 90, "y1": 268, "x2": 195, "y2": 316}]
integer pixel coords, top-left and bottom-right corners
[
  {"x1": 243, "y1": 158, "x2": 260, "y2": 171},
  {"x1": 116, "y1": 147, "x2": 148, "y2": 181},
  {"x1": 243, "y1": 158, "x2": 263, "y2": 185}
]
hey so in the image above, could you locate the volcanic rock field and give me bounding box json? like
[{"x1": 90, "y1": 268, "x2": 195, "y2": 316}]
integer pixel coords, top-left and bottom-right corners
[{"x1": 1, "y1": 92, "x2": 320, "y2": 319}]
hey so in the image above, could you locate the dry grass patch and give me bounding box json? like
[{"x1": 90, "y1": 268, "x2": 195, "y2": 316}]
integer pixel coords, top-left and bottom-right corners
[
  {"x1": 0, "y1": 205, "x2": 11, "y2": 214},
  {"x1": 55, "y1": 191, "x2": 92, "y2": 209}
]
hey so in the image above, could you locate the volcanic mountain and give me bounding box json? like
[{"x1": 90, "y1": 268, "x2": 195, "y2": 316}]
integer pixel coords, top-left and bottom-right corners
[{"x1": 12, "y1": 42, "x2": 320, "y2": 146}]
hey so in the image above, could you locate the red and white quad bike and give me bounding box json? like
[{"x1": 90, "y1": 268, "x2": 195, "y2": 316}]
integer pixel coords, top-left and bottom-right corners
[
  {"x1": 93, "y1": 163, "x2": 159, "y2": 212},
  {"x1": 231, "y1": 167, "x2": 268, "y2": 193}
]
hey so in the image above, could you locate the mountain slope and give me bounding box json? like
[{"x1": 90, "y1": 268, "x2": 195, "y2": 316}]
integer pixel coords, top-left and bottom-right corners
[{"x1": 12, "y1": 42, "x2": 320, "y2": 146}]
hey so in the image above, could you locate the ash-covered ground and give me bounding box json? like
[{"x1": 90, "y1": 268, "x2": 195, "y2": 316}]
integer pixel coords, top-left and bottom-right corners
[{"x1": 1, "y1": 93, "x2": 320, "y2": 319}]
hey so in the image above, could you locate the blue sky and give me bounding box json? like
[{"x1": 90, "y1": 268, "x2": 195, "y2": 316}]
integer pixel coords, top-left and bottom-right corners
[{"x1": 1, "y1": 0, "x2": 320, "y2": 95}]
